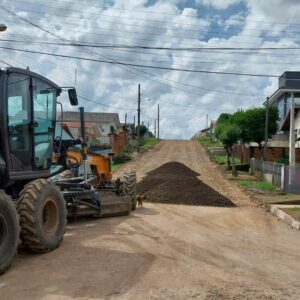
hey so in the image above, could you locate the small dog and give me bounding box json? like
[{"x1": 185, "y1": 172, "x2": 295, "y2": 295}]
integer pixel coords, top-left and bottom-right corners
[{"x1": 136, "y1": 194, "x2": 147, "y2": 207}]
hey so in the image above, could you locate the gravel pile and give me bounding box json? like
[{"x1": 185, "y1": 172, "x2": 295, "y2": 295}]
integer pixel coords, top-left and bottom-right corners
[{"x1": 137, "y1": 161, "x2": 235, "y2": 207}]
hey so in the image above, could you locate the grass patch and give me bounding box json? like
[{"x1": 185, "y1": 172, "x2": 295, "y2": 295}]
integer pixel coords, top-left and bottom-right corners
[
  {"x1": 197, "y1": 136, "x2": 223, "y2": 148},
  {"x1": 212, "y1": 154, "x2": 241, "y2": 165},
  {"x1": 288, "y1": 207, "x2": 300, "y2": 212},
  {"x1": 112, "y1": 144, "x2": 134, "y2": 164},
  {"x1": 111, "y1": 163, "x2": 122, "y2": 171},
  {"x1": 239, "y1": 180, "x2": 277, "y2": 192},
  {"x1": 141, "y1": 137, "x2": 159, "y2": 149},
  {"x1": 213, "y1": 154, "x2": 227, "y2": 165}
]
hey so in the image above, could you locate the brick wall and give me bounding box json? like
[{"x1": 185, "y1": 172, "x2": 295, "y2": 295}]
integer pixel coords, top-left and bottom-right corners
[
  {"x1": 110, "y1": 131, "x2": 129, "y2": 155},
  {"x1": 235, "y1": 144, "x2": 300, "y2": 163},
  {"x1": 250, "y1": 146, "x2": 300, "y2": 163},
  {"x1": 235, "y1": 144, "x2": 250, "y2": 163}
]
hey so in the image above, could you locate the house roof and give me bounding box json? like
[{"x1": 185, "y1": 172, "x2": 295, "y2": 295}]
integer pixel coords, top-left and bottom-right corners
[
  {"x1": 121, "y1": 122, "x2": 134, "y2": 126},
  {"x1": 58, "y1": 111, "x2": 121, "y2": 126},
  {"x1": 200, "y1": 127, "x2": 209, "y2": 133},
  {"x1": 265, "y1": 88, "x2": 300, "y2": 106},
  {"x1": 63, "y1": 121, "x2": 95, "y2": 129}
]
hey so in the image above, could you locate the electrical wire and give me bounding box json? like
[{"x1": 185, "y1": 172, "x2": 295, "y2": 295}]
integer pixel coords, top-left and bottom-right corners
[
  {"x1": 77, "y1": 94, "x2": 136, "y2": 111},
  {"x1": 0, "y1": 45, "x2": 279, "y2": 78},
  {"x1": 0, "y1": 6, "x2": 277, "y2": 106},
  {"x1": 6, "y1": 2, "x2": 300, "y2": 48},
  {"x1": 1, "y1": 38, "x2": 300, "y2": 51},
  {"x1": 10, "y1": 0, "x2": 300, "y2": 30}
]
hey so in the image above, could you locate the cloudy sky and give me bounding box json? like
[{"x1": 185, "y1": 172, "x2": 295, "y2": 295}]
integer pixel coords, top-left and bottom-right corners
[{"x1": 1, "y1": 0, "x2": 300, "y2": 139}]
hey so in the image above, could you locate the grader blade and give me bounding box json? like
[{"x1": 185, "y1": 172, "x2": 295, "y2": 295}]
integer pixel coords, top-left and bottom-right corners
[{"x1": 99, "y1": 192, "x2": 131, "y2": 217}]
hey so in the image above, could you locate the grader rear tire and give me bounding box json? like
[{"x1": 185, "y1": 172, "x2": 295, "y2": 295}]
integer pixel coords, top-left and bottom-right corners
[
  {"x1": 0, "y1": 191, "x2": 19, "y2": 275},
  {"x1": 123, "y1": 171, "x2": 137, "y2": 210},
  {"x1": 18, "y1": 179, "x2": 66, "y2": 253}
]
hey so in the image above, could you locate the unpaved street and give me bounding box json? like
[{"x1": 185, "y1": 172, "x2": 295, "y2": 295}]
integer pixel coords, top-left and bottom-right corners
[{"x1": 1, "y1": 140, "x2": 300, "y2": 299}]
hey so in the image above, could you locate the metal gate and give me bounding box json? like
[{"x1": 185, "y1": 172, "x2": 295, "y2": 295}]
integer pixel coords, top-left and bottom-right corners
[{"x1": 283, "y1": 166, "x2": 300, "y2": 194}]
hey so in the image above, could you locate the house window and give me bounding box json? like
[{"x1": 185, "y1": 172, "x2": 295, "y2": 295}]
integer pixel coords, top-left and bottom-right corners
[
  {"x1": 278, "y1": 97, "x2": 285, "y2": 122},
  {"x1": 286, "y1": 93, "x2": 300, "y2": 116}
]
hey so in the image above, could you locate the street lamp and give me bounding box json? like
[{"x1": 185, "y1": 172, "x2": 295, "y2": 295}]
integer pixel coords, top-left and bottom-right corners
[{"x1": 0, "y1": 24, "x2": 7, "y2": 32}]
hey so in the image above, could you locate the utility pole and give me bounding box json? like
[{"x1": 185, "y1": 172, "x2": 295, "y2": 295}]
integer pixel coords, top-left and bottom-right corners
[
  {"x1": 289, "y1": 92, "x2": 296, "y2": 188},
  {"x1": 133, "y1": 115, "x2": 135, "y2": 127},
  {"x1": 206, "y1": 114, "x2": 208, "y2": 132},
  {"x1": 147, "y1": 122, "x2": 150, "y2": 133},
  {"x1": 137, "y1": 84, "x2": 141, "y2": 152},
  {"x1": 263, "y1": 97, "x2": 269, "y2": 161},
  {"x1": 124, "y1": 113, "x2": 127, "y2": 125},
  {"x1": 157, "y1": 104, "x2": 160, "y2": 140}
]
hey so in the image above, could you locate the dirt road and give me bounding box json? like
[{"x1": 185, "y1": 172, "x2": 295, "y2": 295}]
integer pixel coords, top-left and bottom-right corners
[{"x1": 1, "y1": 140, "x2": 300, "y2": 299}]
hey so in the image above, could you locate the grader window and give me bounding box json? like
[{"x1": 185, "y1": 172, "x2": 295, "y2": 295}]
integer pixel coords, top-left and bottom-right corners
[
  {"x1": 32, "y1": 78, "x2": 55, "y2": 169},
  {"x1": 7, "y1": 74, "x2": 31, "y2": 164}
]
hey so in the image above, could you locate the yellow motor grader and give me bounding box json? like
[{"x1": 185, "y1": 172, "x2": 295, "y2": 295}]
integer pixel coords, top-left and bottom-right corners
[
  {"x1": 0, "y1": 67, "x2": 136, "y2": 275},
  {"x1": 53, "y1": 107, "x2": 137, "y2": 218}
]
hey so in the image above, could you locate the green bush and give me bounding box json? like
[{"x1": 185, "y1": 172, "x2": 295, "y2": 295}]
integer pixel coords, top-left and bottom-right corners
[
  {"x1": 141, "y1": 137, "x2": 158, "y2": 149},
  {"x1": 197, "y1": 136, "x2": 223, "y2": 148},
  {"x1": 277, "y1": 155, "x2": 289, "y2": 165}
]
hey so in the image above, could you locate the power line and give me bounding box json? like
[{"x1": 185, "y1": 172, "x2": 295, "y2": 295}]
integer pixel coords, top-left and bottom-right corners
[
  {"x1": 6, "y1": 2, "x2": 300, "y2": 47},
  {"x1": 2, "y1": 6, "x2": 225, "y2": 102},
  {"x1": 0, "y1": 36, "x2": 271, "y2": 99},
  {"x1": 1, "y1": 38, "x2": 300, "y2": 51},
  {"x1": 0, "y1": 6, "x2": 277, "y2": 103},
  {"x1": 11, "y1": 0, "x2": 300, "y2": 29},
  {"x1": 4, "y1": 27, "x2": 300, "y2": 59},
  {"x1": 3, "y1": 16, "x2": 276, "y2": 48},
  {"x1": 0, "y1": 59, "x2": 13, "y2": 67},
  {"x1": 5, "y1": 34, "x2": 300, "y2": 59},
  {"x1": 140, "y1": 93, "x2": 260, "y2": 111},
  {"x1": 0, "y1": 7, "x2": 137, "y2": 113},
  {"x1": 0, "y1": 45, "x2": 280, "y2": 78},
  {"x1": 77, "y1": 94, "x2": 136, "y2": 111}
]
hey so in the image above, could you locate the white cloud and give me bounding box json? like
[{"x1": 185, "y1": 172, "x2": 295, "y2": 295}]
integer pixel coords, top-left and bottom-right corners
[
  {"x1": 0, "y1": 0, "x2": 299, "y2": 139},
  {"x1": 196, "y1": 0, "x2": 243, "y2": 10}
]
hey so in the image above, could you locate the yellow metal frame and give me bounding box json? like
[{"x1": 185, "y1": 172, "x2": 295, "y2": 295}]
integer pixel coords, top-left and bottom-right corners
[{"x1": 67, "y1": 149, "x2": 112, "y2": 184}]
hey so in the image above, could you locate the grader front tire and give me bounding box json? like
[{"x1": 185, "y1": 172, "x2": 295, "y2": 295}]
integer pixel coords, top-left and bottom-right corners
[
  {"x1": 18, "y1": 179, "x2": 66, "y2": 253},
  {"x1": 0, "y1": 191, "x2": 19, "y2": 275},
  {"x1": 123, "y1": 171, "x2": 137, "y2": 211}
]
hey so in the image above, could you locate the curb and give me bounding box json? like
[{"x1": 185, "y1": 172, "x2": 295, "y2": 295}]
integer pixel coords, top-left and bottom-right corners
[{"x1": 270, "y1": 205, "x2": 300, "y2": 230}]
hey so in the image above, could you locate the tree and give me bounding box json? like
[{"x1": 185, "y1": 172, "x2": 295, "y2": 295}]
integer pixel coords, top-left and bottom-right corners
[
  {"x1": 215, "y1": 114, "x2": 233, "y2": 170},
  {"x1": 231, "y1": 107, "x2": 278, "y2": 146},
  {"x1": 215, "y1": 106, "x2": 278, "y2": 173},
  {"x1": 135, "y1": 124, "x2": 147, "y2": 137},
  {"x1": 217, "y1": 113, "x2": 232, "y2": 125},
  {"x1": 218, "y1": 124, "x2": 241, "y2": 176}
]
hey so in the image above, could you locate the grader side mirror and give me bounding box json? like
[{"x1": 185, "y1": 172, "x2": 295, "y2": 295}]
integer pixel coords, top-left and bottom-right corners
[{"x1": 68, "y1": 88, "x2": 78, "y2": 106}]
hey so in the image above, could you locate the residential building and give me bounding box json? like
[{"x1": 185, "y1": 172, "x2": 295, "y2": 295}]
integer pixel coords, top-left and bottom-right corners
[
  {"x1": 267, "y1": 72, "x2": 300, "y2": 148},
  {"x1": 58, "y1": 111, "x2": 122, "y2": 140},
  {"x1": 57, "y1": 111, "x2": 128, "y2": 155}
]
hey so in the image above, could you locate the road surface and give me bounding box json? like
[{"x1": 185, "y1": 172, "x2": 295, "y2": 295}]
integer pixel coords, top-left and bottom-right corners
[{"x1": 1, "y1": 140, "x2": 300, "y2": 299}]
